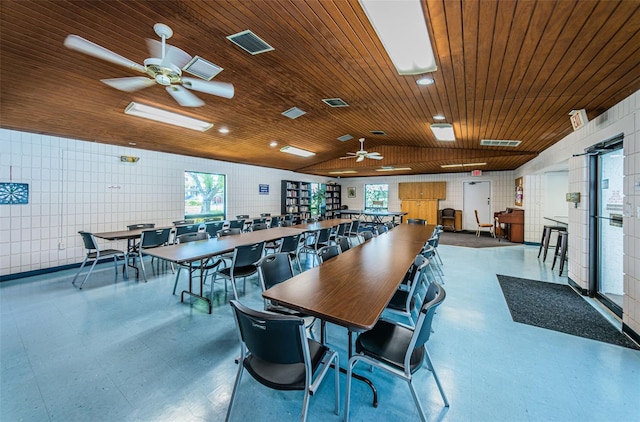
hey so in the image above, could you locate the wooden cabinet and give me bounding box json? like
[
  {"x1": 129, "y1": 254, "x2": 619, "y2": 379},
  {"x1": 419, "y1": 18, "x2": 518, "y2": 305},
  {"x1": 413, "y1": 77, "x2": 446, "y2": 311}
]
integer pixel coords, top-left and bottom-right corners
[
  {"x1": 401, "y1": 200, "x2": 438, "y2": 225},
  {"x1": 398, "y1": 182, "x2": 446, "y2": 200}
]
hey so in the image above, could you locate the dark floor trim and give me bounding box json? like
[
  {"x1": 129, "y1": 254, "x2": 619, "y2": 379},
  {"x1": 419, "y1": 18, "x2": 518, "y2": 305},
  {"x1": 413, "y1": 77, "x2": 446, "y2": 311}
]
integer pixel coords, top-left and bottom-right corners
[
  {"x1": 622, "y1": 323, "x2": 640, "y2": 347},
  {"x1": 568, "y1": 278, "x2": 588, "y2": 295},
  {"x1": 2, "y1": 262, "x2": 83, "y2": 282}
]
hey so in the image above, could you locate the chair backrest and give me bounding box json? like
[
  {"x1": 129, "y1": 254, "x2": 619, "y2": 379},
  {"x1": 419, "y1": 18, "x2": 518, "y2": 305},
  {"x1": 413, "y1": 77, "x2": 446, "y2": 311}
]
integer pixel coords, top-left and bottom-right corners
[
  {"x1": 335, "y1": 222, "x2": 349, "y2": 236},
  {"x1": 474, "y1": 209, "x2": 481, "y2": 224},
  {"x1": 317, "y1": 245, "x2": 340, "y2": 263},
  {"x1": 232, "y1": 242, "x2": 266, "y2": 268},
  {"x1": 407, "y1": 219, "x2": 426, "y2": 225},
  {"x1": 127, "y1": 223, "x2": 155, "y2": 230},
  {"x1": 253, "y1": 218, "x2": 267, "y2": 224},
  {"x1": 413, "y1": 282, "x2": 446, "y2": 348},
  {"x1": 281, "y1": 220, "x2": 293, "y2": 227},
  {"x1": 218, "y1": 228, "x2": 242, "y2": 237},
  {"x1": 173, "y1": 219, "x2": 194, "y2": 225},
  {"x1": 78, "y1": 231, "x2": 98, "y2": 251},
  {"x1": 385, "y1": 221, "x2": 395, "y2": 230},
  {"x1": 251, "y1": 222, "x2": 268, "y2": 231},
  {"x1": 175, "y1": 223, "x2": 201, "y2": 236},
  {"x1": 140, "y1": 228, "x2": 172, "y2": 248},
  {"x1": 176, "y1": 232, "x2": 208, "y2": 243},
  {"x1": 336, "y1": 236, "x2": 350, "y2": 253},
  {"x1": 230, "y1": 300, "x2": 306, "y2": 366},
  {"x1": 260, "y1": 213, "x2": 271, "y2": 217},
  {"x1": 279, "y1": 233, "x2": 302, "y2": 253},
  {"x1": 316, "y1": 227, "x2": 331, "y2": 245},
  {"x1": 441, "y1": 208, "x2": 455, "y2": 218},
  {"x1": 204, "y1": 221, "x2": 225, "y2": 238},
  {"x1": 236, "y1": 214, "x2": 250, "y2": 219},
  {"x1": 204, "y1": 217, "x2": 223, "y2": 222},
  {"x1": 348, "y1": 220, "x2": 361, "y2": 233},
  {"x1": 269, "y1": 216, "x2": 282, "y2": 228},
  {"x1": 403, "y1": 255, "x2": 429, "y2": 297},
  {"x1": 256, "y1": 253, "x2": 295, "y2": 290},
  {"x1": 360, "y1": 230, "x2": 374, "y2": 241},
  {"x1": 228, "y1": 219, "x2": 245, "y2": 229}
]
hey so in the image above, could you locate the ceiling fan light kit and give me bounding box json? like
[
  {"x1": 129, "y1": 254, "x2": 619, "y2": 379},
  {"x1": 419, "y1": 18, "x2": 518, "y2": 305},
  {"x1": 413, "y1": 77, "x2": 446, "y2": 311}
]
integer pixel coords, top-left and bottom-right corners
[
  {"x1": 339, "y1": 138, "x2": 384, "y2": 162},
  {"x1": 64, "y1": 23, "x2": 234, "y2": 108}
]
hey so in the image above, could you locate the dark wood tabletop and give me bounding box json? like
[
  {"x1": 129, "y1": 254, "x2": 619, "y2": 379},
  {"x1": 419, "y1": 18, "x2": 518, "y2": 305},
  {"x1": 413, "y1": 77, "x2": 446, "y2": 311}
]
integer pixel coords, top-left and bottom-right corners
[
  {"x1": 143, "y1": 226, "x2": 306, "y2": 263},
  {"x1": 290, "y1": 218, "x2": 354, "y2": 231},
  {"x1": 262, "y1": 224, "x2": 434, "y2": 332}
]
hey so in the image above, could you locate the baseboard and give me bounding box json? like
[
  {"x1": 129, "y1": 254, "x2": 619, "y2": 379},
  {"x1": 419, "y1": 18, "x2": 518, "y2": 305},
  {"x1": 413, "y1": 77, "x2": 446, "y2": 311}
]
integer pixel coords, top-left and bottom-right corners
[
  {"x1": 0, "y1": 260, "x2": 113, "y2": 283},
  {"x1": 568, "y1": 278, "x2": 589, "y2": 295},
  {"x1": 622, "y1": 323, "x2": 640, "y2": 347}
]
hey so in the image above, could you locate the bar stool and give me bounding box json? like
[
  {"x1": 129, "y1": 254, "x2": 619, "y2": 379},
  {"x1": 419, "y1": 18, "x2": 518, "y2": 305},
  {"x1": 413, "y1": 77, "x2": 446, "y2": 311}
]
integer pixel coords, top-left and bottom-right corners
[
  {"x1": 551, "y1": 231, "x2": 568, "y2": 276},
  {"x1": 537, "y1": 225, "x2": 567, "y2": 261}
]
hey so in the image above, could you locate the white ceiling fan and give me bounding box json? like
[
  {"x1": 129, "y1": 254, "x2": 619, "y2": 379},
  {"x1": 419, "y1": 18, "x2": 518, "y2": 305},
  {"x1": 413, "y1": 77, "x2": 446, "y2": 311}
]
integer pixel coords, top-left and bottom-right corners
[
  {"x1": 339, "y1": 138, "x2": 384, "y2": 162},
  {"x1": 64, "y1": 23, "x2": 234, "y2": 107}
]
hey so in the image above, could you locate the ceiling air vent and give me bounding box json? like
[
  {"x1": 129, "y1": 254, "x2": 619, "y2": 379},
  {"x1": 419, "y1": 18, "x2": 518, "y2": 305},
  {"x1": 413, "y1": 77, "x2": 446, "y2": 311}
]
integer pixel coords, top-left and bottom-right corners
[
  {"x1": 322, "y1": 98, "x2": 349, "y2": 107},
  {"x1": 282, "y1": 107, "x2": 306, "y2": 119},
  {"x1": 370, "y1": 130, "x2": 387, "y2": 136},
  {"x1": 337, "y1": 134, "x2": 353, "y2": 142},
  {"x1": 183, "y1": 56, "x2": 223, "y2": 81},
  {"x1": 226, "y1": 30, "x2": 274, "y2": 55},
  {"x1": 480, "y1": 139, "x2": 521, "y2": 147}
]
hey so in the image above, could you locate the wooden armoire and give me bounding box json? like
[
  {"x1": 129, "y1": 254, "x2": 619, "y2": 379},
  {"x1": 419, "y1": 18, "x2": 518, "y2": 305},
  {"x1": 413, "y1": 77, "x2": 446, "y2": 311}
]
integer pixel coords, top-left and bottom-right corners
[{"x1": 399, "y1": 182, "x2": 446, "y2": 225}]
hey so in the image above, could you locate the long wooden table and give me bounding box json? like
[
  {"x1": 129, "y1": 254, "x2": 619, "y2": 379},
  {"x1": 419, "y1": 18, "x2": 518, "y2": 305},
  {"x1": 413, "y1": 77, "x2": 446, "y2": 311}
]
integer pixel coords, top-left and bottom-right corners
[
  {"x1": 336, "y1": 209, "x2": 408, "y2": 224},
  {"x1": 144, "y1": 226, "x2": 306, "y2": 313},
  {"x1": 263, "y1": 224, "x2": 433, "y2": 406},
  {"x1": 290, "y1": 218, "x2": 354, "y2": 231}
]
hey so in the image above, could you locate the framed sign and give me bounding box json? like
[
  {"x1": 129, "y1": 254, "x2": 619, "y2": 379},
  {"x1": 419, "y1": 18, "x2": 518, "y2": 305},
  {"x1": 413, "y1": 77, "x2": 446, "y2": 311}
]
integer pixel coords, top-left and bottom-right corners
[
  {"x1": 347, "y1": 187, "x2": 356, "y2": 198},
  {"x1": 0, "y1": 182, "x2": 29, "y2": 204},
  {"x1": 258, "y1": 184, "x2": 269, "y2": 195},
  {"x1": 515, "y1": 177, "x2": 523, "y2": 207}
]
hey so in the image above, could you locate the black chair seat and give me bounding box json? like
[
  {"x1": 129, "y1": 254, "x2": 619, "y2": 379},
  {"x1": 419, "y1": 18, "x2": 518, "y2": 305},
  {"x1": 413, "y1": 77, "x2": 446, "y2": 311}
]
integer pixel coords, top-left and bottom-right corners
[
  {"x1": 86, "y1": 249, "x2": 123, "y2": 259},
  {"x1": 244, "y1": 340, "x2": 328, "y2": 391},
  {"x1": 218, "y1": 265, "x2": 257, "y2": 278},
  {"x1": 386, "y1": 290, "x2": 415, "y2": 311},
  {"x1": 356, "y1": 319, "x2": 424, "y2": 373}
]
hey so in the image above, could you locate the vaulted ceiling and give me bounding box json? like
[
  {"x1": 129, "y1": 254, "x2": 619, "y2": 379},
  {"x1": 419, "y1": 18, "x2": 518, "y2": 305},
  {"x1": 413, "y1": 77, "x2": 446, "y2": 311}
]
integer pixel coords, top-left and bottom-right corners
[{"x1": 1, "y1": 0, "x2": 639, "y2": 177}]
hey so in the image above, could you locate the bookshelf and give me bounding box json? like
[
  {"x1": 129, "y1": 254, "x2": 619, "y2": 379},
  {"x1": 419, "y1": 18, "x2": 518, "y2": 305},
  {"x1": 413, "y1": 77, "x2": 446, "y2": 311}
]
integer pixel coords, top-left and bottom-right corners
[
  {"x1": 324, "y1": 183, "x2": 341, "y2": 219},
  {"x1": 281, "y1": 180, "x2": 312, "y2": 222}
]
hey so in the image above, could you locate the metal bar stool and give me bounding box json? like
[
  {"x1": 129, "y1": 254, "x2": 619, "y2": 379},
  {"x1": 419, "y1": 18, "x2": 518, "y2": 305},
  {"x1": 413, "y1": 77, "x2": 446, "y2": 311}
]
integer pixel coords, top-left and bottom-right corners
[
  {"x1": 537, "y1": 225, "x2": 567, "y2": 261},
  {"x1": 551, "y1": 231, "x2": 568, "y2": 276}
]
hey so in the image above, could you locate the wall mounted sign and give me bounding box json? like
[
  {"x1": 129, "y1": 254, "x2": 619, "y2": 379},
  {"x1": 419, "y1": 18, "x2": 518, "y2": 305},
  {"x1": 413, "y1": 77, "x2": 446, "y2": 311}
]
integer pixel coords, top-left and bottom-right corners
[
  {"x1": 258, "y1": 184, "x2": 269, "y2": 195},
  {"x1": 347, "y1": 187, "x2": 356, "y2": 198},
  {"x1": 0, "y1": 182, "x2": 29, "y2": 204}
]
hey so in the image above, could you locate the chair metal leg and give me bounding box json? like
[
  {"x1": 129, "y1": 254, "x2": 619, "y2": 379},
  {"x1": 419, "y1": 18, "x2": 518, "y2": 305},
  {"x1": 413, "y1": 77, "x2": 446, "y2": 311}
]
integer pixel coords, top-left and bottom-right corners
[
  {"x1": 71, "y1": 256, "x2": 90, "y2": 287},
  {"x1": 424, "y1": 348, "x2": 450, "y2": 407},
  {"x1": 224, "y1": 361, "x2": 245, "y2": 422}
]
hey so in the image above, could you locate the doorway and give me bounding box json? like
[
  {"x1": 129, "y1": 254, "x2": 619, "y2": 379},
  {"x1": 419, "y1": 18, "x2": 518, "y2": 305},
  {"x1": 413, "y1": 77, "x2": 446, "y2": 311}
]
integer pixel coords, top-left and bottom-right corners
[
  {"x1": 463, "y1": 181, "x2": 491, "y2": 231},
  {"x1": 590, "y1": 138, "x2": 624, "y2": 317}
]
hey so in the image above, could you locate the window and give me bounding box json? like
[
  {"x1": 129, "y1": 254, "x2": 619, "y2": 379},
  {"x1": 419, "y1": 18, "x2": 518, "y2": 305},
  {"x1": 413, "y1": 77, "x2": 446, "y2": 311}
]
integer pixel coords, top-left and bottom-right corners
[
  {"x1": 184, "y1": 171, "x2": 226, "y2": 220},
  {"x1": 364, "y1": 184, "x2": 388, "y2": 210},
  {"x1": 310, "y1": 183, "x2": 326, "y2": 217}
]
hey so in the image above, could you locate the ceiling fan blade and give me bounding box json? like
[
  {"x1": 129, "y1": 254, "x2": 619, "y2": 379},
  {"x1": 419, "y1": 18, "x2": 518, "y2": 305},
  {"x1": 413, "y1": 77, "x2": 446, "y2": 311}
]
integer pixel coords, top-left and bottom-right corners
[
  {"x1": 181, "y1": 77, "x2": 234, "y2": 99},
  {"x1": 339, "y1": 156, "x2": 357, "y2": 160},
  {"x1": 368, "y1": 155, "x2": 384, "y2": 160},
  {"x1": 356, "y1": 156, "x2": 365, "y2": 163},
  {"x1": 65, "y1": 35, "x2": 146, "y2": 73},
  {"x1": 166, "y1": 85, "x2": 205, "y2": 107},
  {"x1": 146, "y1": 39, "x2": 192, "y2": 69},
  {"x1": 101, "y1": 77, "x2": 156, "y2": 92}
]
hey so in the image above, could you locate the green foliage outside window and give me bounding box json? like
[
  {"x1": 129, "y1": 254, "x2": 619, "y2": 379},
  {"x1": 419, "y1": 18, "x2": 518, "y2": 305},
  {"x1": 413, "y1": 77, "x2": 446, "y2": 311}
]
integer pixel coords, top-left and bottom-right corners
[
  {"x1": 364, "y1": 183, "x2": 388, "y2": 210},
  {"x1": 184, "y1": 171, "x2": 225, "y2": 219}
]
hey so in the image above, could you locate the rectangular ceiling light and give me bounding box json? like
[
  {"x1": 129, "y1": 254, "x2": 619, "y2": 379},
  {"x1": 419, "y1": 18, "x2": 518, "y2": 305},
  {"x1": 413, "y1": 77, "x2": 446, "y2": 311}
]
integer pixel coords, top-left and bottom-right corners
[
  {"x1": 359, "y1": 0, "x2": 437, "y2": 75},
  {"x1": 441, "y1": 162, "x2": 487, "y2": 168},
  {"x1": 124, "y1": 102, "x2": 213, "y2": 132},
  {"x1": 329, "y1": 170, "x2": 357, "y2": 174},
  {"x1": 430, "y1": 123, "x2": 455, "y2": 141},
  {"x1": 376, "y1": 167, "x2": 412, "y2": 172},
  {"x1": 280, "y1": 146, "x2": 316, "y2": 157}
]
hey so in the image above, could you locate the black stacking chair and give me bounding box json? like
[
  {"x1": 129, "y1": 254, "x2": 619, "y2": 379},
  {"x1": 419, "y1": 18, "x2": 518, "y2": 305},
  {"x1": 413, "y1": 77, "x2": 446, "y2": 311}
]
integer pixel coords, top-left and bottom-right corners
[
  {"x1": 277, "y1": 233, "x2": 304, "y2": 273},
  {"x1": 268, "y1": 215, "x2": 282, "y2": 228},
  {"x1": 72, "y1": 231, "x2": 126, "y2": 289},
  {"x1": 204, "y1": 221, "x2": 225, "y2": 239},
  {"x1": 344, "y1": 282, "x2": 449, "y2": 421},
  {"x1": 171, "y1": 232, "x2": 216, "y2": 295},
  {"x1": 135, "y1": 228, "x2": 172, "y2": 281},
  {"x1": 228, "y1": 219, "x2": 245, "y2": 230},
  {"x1": 227, "y1": 300, "x2": 339, "y2": 422},
  {"x1": 440, "y1": 208, "x2": 456, "y2": 231},
  {"x1": 317, "y1": 244, "x2": 340, "y2": 263},
  {"x1": 172, "y1": 219, "x2": 194, "y2": 226},
  {"x1": 345, "y1": 220, "x2": 363, "y2": 246},
  {"x1": 360, "y1": 230, "x2": 375, "y2": 241},
  {"x1": 218, "y1": 227, "x2": 242, "y2": 237},
  {"x1": 211, "y1": 242, "x2": 265, "y2": 300},
  {"x1": 250, "y1": 222, "x2": 268, "y2": 231},
  {"x1": 336, "y1": 236, "x2": 350, "y2": 253},
  {"x1": 329, "y1": 221, "x2": 350, "y2": 244},
  {"x1": 384, "y1": 255, "x2": 429, "y2": 328},
  {"x1": 300, "y1": 227, "x2": 332, "y2": 267},
  {"x1": 127, "y1": 223, "x2": 155, "y2": 230},
  {"x1": 407, "y1": 218, "x2": 426, "y2": 225},
  {"x1": 174, "y1": 223, "x2": 201, "y2": 237}
]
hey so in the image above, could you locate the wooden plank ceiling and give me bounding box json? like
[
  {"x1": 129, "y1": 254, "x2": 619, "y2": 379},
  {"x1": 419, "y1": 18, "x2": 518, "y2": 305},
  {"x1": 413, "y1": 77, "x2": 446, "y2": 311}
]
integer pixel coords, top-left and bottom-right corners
[{"x1": 1, "y1": 0, "x2": 639, "y2": 177}]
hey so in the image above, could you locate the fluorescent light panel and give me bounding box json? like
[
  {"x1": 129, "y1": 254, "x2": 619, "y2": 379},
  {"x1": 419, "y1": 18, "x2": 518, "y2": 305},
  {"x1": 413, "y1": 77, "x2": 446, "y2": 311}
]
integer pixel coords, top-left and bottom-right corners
[
  {"x1": 280, "y1": 146, "x2": 316, "y2": 157},
  {"x1": 441, "y1": 162, "x2": 487, "y2": 168},
  {"x1": 124, "y1": 102, "x2": 213, "y2": 131},
  {"x1": 376, "y1": 167, "x2": 412, "y2": 172},
  {"x1": 430, "y1": 123, "x2": 455, "y2": 141},
  {"x1": 359, "y1": 0, "x2": 437, "y2": 75},
  {"x1": 329, "y1": 170, "x2": 357, "y2": 174}
]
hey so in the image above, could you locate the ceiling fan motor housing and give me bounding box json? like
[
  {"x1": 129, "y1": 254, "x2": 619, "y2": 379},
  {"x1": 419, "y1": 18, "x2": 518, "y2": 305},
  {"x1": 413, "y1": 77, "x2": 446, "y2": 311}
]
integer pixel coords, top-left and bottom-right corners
[{"x1": 144, "y1": 58, "x2": 181, "y2": 85}]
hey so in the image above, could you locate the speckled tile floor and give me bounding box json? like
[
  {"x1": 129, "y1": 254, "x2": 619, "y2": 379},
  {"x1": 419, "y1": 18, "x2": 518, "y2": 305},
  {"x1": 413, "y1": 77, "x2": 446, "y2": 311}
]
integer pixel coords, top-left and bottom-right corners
[{"x1": 2, "y1": 243, "x2": 639, "y2": 421}]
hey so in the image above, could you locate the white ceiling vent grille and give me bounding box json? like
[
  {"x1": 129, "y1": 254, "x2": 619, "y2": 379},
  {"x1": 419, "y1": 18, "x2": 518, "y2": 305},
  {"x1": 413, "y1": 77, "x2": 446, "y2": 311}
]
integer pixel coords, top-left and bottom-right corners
[
  {"x1": 183, "y1": 56, "x2": 223, "y2": 81},
  {"x1": 322, "y1": 98, "x2": 349, "y2": 107},
  {"x1": 282, "y1": 107, "x2": 306, "y2": 119},
  {"x1": 337, "y1": 134, "x2": 353, "y2": 142},
  {"x1": 227, "y1": 30, "x2": 274, "y2": 55},
  {"x1": 481, "y1": 139, "x2": 521, "y2": 147}
]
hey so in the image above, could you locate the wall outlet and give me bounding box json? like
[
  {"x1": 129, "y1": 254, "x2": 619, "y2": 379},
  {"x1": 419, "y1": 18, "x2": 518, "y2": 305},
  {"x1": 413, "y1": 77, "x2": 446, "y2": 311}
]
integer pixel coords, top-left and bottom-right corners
[{"x1": 58, "y1": 242, "x2": 65, "y2": 250}]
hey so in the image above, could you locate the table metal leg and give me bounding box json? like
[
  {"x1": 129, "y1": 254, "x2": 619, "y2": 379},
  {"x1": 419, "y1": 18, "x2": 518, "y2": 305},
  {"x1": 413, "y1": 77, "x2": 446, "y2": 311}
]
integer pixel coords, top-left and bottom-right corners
[{"x1": 180, "y1": 261, "x2": 212, "y2": 314}]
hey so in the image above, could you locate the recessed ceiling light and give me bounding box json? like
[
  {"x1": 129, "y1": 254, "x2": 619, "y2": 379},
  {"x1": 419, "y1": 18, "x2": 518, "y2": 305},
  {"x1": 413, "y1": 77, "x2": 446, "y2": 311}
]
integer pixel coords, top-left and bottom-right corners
[
  {"x1": 430, "y1": 123, "x2": 455, "y2": 141},
  {"x1": 270, "y1": 141, "x2": 278, "y2": 147},
  {"x1": 128, "y1": 142, "x2": 137, "y2": 146},
  {"x1": 416, "y1": 77, "x2": 434, "y2": 86},
  {"x1": 280, "y1": 146, "x2": 315, "y2": 157},
  {"x1": 433, "y1": 115, "x2": 446, "y2": 120},
  {"x1": 218, "y1": 127, "x2": 229, "y2": 134}
]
